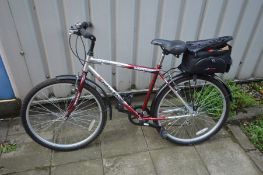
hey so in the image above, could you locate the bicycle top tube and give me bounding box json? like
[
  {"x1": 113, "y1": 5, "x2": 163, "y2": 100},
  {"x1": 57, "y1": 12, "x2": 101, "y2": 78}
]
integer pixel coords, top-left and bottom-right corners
[{"x1": 87, "y1": 57, "x2": 160, "y2": 73}]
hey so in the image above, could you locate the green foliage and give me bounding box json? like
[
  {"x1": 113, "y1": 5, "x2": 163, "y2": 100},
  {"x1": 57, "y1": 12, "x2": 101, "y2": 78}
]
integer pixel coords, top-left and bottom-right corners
[
  {"x1": 195, "y1": 81, "x2": 258, "y2": 118},
  {"x1": 227, "y1": 81, "x2": 258, "y2": 116},
  {"x1": 242, "y1": 117, "x2": 263, "y2": 152},
  {"x1": 0, "y1": 143, "x2": 17, "y2": 153},
  {"x1": 250, "y1": 81, "x2": 263, "y2": 92},
  {"x1": 195, "y1": 85, "x2": 223, "y2": 118}
]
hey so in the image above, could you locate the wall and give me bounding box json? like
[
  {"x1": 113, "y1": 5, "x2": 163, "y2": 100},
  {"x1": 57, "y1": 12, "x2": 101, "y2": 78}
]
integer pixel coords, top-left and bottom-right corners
[
  {"x1": 0, "y1": 0, "x2": 262, "y2": 99},
  {"x1": 0, "y1": 55, "x2": 15, "y2": 99}
]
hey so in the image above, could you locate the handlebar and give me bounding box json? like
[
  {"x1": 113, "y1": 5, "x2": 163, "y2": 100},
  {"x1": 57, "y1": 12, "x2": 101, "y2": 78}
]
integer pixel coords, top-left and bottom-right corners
[
  {"x1": 80, "y1": 28, "x2": 96, "y2": 41},
  {"x1": 76, "y1": 21, "x2": 92, "y2": 29},
  {"x1": 69, "y1": 21, "x2": 96, "y2": 56},
  {"x1": 70, "y1": 21, "x2": 96, "y2": 41}
]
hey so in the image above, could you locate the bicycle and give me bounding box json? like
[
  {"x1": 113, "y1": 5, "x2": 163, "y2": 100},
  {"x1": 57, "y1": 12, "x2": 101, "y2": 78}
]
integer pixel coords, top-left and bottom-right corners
[{"x1": 21, "y1": 22, "x2": 233, "y2": 151}]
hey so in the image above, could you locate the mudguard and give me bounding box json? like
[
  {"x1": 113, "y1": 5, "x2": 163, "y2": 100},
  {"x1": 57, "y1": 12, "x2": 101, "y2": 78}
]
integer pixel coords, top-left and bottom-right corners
[
  {"x1": 150, "y1": 73, "x2": 232, "y2": 115},
  {"x1": 213, "y1": 75, "x2": 233, "y2": 101},
  {"x1": 56, "y1": 75, "x2": 113, "y2": 120}
]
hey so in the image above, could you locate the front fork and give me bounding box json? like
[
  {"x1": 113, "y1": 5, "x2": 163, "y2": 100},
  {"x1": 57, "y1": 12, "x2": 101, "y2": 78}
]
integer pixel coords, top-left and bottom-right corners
[{"x1": 65, "y1": 71, "x2": 87, "y2": 118}]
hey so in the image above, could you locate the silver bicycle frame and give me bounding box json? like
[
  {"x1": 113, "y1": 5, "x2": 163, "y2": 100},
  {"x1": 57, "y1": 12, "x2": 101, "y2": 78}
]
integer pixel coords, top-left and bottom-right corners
[{"x1": 82, "y1": 55, "x2": 193, "y2": 114}]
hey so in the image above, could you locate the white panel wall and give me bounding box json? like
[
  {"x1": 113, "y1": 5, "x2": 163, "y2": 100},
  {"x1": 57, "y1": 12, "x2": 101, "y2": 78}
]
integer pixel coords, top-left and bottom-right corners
[
  {"x1": 115, "y1": 0, "x2": 136, "y2": 91},
  {"x1": 0, "y1": 0, "x2": 262, "y2": 99},
  {"x1": 135, "y1": 0, "x2": 159, "y2": 89},
  {"x1": 0, "y1": 0, "x2": 32, "y2": 98}
]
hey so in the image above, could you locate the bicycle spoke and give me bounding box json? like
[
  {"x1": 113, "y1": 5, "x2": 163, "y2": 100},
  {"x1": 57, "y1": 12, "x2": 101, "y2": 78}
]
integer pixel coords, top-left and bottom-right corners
[
  {"x1": 72, "y1": 106, "x2": 100, "y2": 115},
  {"x1": 23, "y1": 80, "x2": 105, "y2": 150},
  {"x1": 156, "y1": 76, "x2": 228, "y2": 143},
  {"x1": 39, "y1": 92, "x2": 65, "y2": 115}
]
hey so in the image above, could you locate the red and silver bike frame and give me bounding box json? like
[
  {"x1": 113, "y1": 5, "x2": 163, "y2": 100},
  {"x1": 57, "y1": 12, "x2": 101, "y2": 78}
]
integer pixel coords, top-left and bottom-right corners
[{"x1": 67, "y1": 54, "x2": 193, "y2": 120}]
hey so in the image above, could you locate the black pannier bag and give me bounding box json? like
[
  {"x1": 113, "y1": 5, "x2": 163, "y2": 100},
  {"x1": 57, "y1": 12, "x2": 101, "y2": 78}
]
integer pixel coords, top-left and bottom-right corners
[{"x1": 179, "y1": 37, "x2": 232, "y2": 74}]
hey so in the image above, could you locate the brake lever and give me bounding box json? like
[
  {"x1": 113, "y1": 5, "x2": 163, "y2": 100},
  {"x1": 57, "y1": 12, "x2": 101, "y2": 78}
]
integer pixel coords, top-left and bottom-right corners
[
  {"x1": 69, "y1": 25, "x2": 79, "y2": 35},
  {"x1": 69, "y1": 22, "x2": 93, "y2": 35}
]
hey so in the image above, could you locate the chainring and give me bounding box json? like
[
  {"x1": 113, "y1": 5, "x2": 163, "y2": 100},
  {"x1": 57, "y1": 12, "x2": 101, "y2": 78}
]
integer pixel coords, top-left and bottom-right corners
[{"x1": 128, "y1": 105, "x2": 151, "y2": 126}]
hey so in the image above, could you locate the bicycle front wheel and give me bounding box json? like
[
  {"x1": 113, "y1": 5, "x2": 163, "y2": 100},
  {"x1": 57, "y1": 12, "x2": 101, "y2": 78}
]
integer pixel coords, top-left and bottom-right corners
[
  {"x1": 21, "y1": 78, "x2": 107, "y2": 151},
  {"x1": 153, "y1": 75, "x2": 230, "y2": 145}
]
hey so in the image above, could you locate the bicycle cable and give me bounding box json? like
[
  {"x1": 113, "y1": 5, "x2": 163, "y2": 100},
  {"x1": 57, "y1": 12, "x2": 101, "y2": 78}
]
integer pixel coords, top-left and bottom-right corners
[{"x1": 69, "y1": 34, "x2": 87, "y2": 66}]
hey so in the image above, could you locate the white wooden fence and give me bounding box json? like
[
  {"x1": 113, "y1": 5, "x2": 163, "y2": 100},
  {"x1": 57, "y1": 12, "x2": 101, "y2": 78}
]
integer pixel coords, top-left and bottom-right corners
[{"x1": 0, "y1": 0, "x2": 262, "y2": 99}]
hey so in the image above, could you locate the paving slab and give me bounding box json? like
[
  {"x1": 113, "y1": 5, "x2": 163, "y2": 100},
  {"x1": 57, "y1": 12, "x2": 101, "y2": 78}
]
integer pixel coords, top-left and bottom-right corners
[
  {"x1": 0, "y1": 140, "x2": 51, "y2": 175},
  {"x1": 0, "y1": 97, "x2": 261, "y2": 175},
  {"x1": 7, "y1": 118, "x2": 26, "y2": 136},
  {"x1": 51, "y1": 159, "x2": 103, "y2": 175},
  {"x1": 5, "y1": 133, "x2": 34, "y2": 144},
  {"x1": 52, "y1": 138, "x2": 101, "y2": 166},
  {"x1": 195, "y1": 137, "x2": 261, "y2": 175},
  {"x1": 150, "y1": 146, "x2": 209, "y2": 175},
  {"x1": 211, "y1": 127, "x2": 230, "y2": 139},
  {"x1": 142, "y1": 127, "x2": 174, "y2": 150},
  {"x1": 103, "y1": 151, "x2": 156, "y2": 175},
  {"x1": 100, "y1": 118, "x2": 147, "y2": 158},
  {"x1": 233, "y1": 106, "x2": 263, "y2": 121},
  {"x1": 247, "y1": 150, "x2": 263, "y2": 173},
  {"x1": 10, "y1": 168, "x2": 49, "y2": 175},
  {"x1": 228, "y1": 125, "x2": 255, "y2": 150},
  {"x1": 111, "y1": 107, "x2": 129, "y2": 120}
]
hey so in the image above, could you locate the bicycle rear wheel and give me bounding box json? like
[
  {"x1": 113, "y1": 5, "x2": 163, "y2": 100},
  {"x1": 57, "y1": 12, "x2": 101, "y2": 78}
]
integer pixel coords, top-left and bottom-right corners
[
  {"x1": 153, "y1": 75, "x2": 230, "y2": 145},
  {"x1": 21, "y1": 78, "x2": 107, "y2": 151}
]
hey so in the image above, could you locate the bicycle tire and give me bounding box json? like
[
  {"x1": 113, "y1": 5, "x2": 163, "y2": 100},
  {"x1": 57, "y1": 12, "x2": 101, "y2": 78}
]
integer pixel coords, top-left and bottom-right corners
[
  {"x1": 153, "y1": 75, "x2": 230, "y2": 145},
  {"x1": 21, "y1": 78, "x2": 107, "y2": 151}
]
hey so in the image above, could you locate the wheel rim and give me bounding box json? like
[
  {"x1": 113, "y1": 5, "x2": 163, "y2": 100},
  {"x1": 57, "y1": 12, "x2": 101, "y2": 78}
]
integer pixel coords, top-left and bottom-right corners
[
  {"x1": 25, "y1": 82, "x2": 103, "y2": 149},
  {"x1": 157, "y1": 78, "x2": 227, "y2": 142}
]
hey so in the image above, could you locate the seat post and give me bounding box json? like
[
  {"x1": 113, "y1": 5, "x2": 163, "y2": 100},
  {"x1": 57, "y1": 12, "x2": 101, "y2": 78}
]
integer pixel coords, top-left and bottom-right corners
[{"x1": 158, "y1": 53, "x2": 166, "y2": 67}]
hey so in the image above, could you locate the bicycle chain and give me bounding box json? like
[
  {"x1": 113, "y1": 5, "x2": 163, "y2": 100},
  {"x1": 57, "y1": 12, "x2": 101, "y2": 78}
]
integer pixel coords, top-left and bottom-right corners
[{"x1": 128, "y1": 105, "x2": 151, "y2": 126}]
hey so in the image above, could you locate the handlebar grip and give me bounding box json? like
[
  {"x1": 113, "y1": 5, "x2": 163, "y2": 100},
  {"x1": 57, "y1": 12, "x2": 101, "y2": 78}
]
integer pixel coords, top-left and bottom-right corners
[
  {"x1": 79, "y1": 22, "x2": 88, "y2": 29},
  {"x1": 76, "y1": 21, "x2": 93, "y2": 29},
  {"x1": 80, "y1": 28, "x2": 96, "y2": 41}
]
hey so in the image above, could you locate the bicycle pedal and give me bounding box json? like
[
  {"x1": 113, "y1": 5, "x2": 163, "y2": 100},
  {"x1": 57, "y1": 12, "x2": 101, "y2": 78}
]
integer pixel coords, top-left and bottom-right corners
[
  {"x1": 160, "y1": 128, "x2": 168, "y2": 139},
  {"x1": 139, "y1": 120, "x2": 148, "y2": 126}
]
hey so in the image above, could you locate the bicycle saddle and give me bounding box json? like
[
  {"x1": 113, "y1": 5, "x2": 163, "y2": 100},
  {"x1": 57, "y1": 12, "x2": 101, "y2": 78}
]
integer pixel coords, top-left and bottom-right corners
[
  {"x1": 186, "y1": 36, "x2": 233, "y2": 52},
  {"x1": 151, "y1": 39, "x2": 186, "y2": 55}
]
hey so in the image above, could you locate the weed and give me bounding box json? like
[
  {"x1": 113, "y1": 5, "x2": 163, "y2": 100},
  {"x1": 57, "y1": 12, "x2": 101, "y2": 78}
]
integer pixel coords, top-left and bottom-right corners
[
  {"x1": 241, "y1": 116, "x2": 263, "y2": 152},
  {"x1": 194, "y1": 84, "x2": 223, "y2": 119},
  {"x1": 0, "y1": 142, "x2": 17, "y2": 153},
  {"x1": 195, "y1": 81, "x2": 259, "y2": 118},
  {"x1": 227, "y1": 81, "x2": 258, "y2": 116},
  {"x1": 250, "y1": 81, "x2": 263, "y2": 92}
]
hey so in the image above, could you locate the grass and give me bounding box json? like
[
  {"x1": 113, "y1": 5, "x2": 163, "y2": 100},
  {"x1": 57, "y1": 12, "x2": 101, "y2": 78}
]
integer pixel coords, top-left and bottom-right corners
[
  {"x1": 0, "y1": 142, "x2": 17, "y2": 153},
  {"x1": 241, "y1": 116, "x2": 263, "y2": 152},
  {"x1": 195, "y1": 81, "x2": 259, "y2": 118},
  {"x1": 194, "y1": 80, "x2": 262, "y2": 151},
  {"x1": 227, "y1": 81, "x2": 259, "y2": 116},
  {"x1": 195, "y1": 85, "x2": 223, "y2": 118}
]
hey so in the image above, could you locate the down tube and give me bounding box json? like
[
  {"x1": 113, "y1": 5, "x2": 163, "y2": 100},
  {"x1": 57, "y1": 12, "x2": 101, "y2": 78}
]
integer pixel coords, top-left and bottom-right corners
[{"x1": 87, "y1": 65, "x2": 140, "y2": 117}]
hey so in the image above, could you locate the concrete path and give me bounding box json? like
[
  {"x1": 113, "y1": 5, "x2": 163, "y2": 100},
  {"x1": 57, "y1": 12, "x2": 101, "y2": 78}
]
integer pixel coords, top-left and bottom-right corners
[{"x1": 0, "y1": 108, "x2": 261, "y2": 175}]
